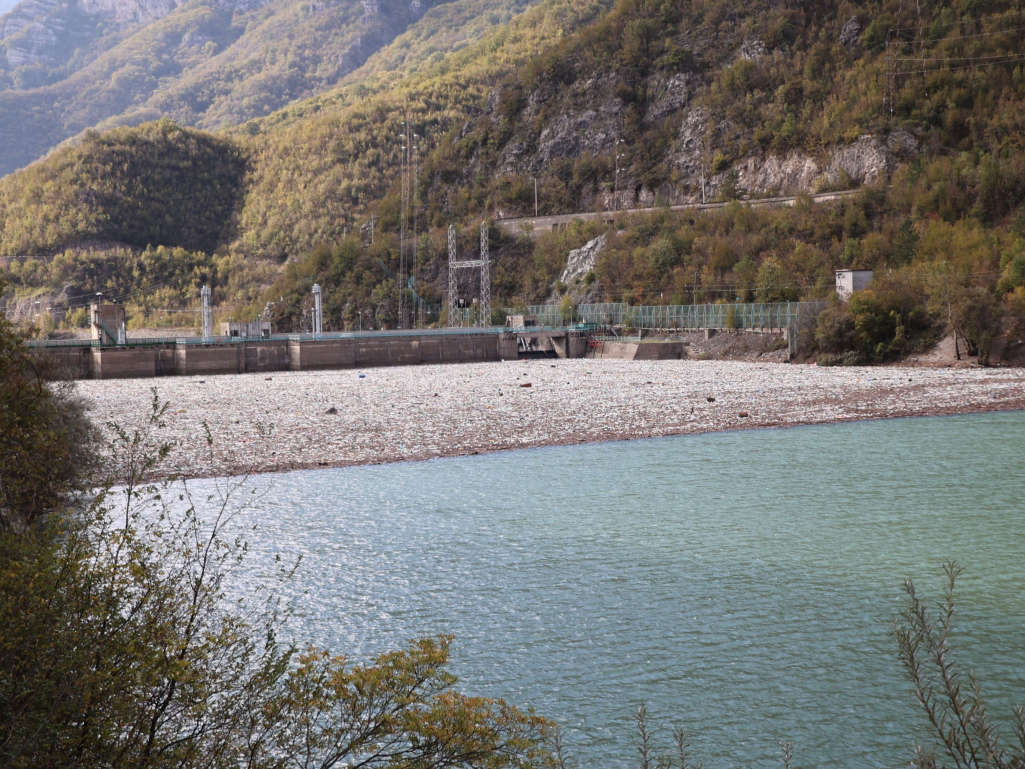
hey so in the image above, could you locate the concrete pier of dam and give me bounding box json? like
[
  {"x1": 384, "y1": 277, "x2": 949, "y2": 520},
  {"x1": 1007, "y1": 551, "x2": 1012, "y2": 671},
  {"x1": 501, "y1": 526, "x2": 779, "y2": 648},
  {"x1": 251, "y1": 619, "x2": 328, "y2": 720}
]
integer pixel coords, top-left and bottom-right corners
[{"x1": 31, "y1": 328, "x2": 591, "y2": 380}]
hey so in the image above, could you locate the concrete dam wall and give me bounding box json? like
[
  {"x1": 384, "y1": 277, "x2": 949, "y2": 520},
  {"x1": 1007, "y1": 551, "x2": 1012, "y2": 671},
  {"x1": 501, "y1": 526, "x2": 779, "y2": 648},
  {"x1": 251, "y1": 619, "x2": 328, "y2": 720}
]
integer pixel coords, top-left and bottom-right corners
[{"x1": 33, "y1": 330, "x2": 585, "y2": 380}]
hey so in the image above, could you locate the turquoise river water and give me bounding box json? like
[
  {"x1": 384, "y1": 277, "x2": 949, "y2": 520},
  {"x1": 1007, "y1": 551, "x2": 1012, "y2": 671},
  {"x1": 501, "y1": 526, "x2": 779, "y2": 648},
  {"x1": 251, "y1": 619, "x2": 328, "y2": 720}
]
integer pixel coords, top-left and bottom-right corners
[{"x1": 196, "y1": 411, "x2": 1025, "y2": 769}]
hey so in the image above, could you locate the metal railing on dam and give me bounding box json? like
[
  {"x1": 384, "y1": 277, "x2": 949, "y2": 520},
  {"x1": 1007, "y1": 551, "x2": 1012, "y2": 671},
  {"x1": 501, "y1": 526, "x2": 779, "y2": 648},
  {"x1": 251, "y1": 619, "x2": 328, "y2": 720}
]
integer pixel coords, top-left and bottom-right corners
[
  {"x1": 523, "y1": 300, "x2": 827, "y2": 357},
  {"x1": 26, "y1": 301, "x2": 825, "y2": 377},
  {"x1": 526, "y1": 301, "x2": 827, "y2": 331},
  {"x1": 26, "y1": 325, "x2": 524, "y2": 349}
]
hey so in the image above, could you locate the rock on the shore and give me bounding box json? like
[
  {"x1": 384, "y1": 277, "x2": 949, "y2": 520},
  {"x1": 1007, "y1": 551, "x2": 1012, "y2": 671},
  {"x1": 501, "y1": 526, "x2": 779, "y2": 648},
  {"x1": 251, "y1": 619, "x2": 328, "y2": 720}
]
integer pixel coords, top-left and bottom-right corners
[{"x1": 73, "y1": 359, "x2": 1025, "y2": 479}]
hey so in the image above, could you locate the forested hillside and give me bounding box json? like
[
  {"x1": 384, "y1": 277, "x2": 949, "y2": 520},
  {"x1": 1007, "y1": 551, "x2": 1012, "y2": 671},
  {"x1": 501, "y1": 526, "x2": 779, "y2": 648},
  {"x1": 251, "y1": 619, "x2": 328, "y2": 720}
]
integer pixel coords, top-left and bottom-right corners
[
  {"x1": 2, "y1": 0, "x2": 1025, "y2": 362},
  {"x1": 0, "y1": 0, "x2": 508, "y2": 176}
]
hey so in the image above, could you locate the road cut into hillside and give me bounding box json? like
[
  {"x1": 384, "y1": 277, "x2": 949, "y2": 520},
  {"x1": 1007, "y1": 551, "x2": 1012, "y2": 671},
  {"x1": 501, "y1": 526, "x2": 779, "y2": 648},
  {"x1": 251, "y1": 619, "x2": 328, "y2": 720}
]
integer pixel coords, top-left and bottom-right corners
[{"x1": 74, "y1": 359, "x2": 1025, "y2": 479}]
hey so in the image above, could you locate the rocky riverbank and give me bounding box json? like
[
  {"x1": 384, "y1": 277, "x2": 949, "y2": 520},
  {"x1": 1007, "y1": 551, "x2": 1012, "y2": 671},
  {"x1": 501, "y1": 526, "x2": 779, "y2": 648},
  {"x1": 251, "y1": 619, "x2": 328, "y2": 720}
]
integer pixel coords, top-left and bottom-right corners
[{"x1": 74, "y1": 359, "x2": 1025, "y2": 479}]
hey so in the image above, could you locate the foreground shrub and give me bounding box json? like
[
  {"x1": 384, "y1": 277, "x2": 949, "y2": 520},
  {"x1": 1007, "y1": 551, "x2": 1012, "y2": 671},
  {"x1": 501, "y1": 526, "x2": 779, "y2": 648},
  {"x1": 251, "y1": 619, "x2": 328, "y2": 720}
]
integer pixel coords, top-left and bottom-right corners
[
  {"x1": 0, "y1": 404, "x2": 554, "y2": 769},
  {"x1": 0, "y1": 306, "x2": 554, "y2": 769},
  {"x1": 898, "y1": 562, "x2": 1025, "y2": 769}
]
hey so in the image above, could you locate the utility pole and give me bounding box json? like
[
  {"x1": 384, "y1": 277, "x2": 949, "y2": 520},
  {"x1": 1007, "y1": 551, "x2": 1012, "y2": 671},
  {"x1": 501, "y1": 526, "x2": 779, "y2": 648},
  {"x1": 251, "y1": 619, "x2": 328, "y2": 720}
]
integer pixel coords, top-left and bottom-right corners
[
  {"x1": 447, "y1": 225, "x2": 458, "y2": 326},
  {"x1": 412, "y1": 131, "x2": 421, "y2": 328},
  {"x1": 480, "y1": 219, "x2": 490, "y2": 327},
  {"x1": 701, "y1": 117, "x2": 711, "y2": 204},
  {"x1": 614, "y1": 139, "x2": 625, "y2": 212},
  {"x1": 398, "y1": 117, "x2": 409, "y2": 329},
  {"x1": 201, "y1": 284, "x2": 212, "y2": 340}
]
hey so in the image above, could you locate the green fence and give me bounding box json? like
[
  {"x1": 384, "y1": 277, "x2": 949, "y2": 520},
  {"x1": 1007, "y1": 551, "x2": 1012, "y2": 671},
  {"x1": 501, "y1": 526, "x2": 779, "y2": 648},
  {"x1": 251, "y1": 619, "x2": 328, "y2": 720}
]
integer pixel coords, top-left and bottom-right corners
[{"x1": 527, "y1": 301, "x2": 827, "y2": 331}]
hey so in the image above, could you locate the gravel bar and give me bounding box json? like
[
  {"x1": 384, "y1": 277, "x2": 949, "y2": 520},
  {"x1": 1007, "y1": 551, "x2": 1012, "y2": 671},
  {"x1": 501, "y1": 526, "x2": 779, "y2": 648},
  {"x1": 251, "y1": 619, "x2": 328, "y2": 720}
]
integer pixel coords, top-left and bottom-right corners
[{"x1": 74, "y1": 360, "x2": 1025, "y2": 479}]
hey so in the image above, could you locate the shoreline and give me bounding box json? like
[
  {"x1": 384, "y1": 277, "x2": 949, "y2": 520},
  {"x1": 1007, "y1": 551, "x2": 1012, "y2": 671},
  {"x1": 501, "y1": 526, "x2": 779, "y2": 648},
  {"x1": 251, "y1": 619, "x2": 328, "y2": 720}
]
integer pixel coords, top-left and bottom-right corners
[
  {"x1": 250, "y1": 400, "x2": 1025, "y2": 476},
  {"x1": 73, "y1": 359, "x2": 1025, "y2": 480}
]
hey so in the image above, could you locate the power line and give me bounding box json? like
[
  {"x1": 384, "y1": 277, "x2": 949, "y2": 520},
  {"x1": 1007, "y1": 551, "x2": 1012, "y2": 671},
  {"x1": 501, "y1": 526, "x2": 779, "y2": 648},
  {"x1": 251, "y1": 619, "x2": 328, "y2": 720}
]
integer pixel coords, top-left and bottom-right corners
[
  {"x1": 892, "y1": 53, "x2": 1025, "y2": 75},
  {"x1": 886, "y1": 21, "x2": 1025, "y2": 42},
  {"x1": 895, "y1": 51, "x2": 1025, "y2": 63}
]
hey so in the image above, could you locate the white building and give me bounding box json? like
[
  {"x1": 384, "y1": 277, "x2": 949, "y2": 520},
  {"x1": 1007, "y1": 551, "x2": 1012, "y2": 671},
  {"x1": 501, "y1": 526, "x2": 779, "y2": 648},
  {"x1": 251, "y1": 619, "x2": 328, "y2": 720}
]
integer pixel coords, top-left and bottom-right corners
[
  {"x1": 835, "y1": 269, "x2": 873, "y2": 301},
  {"x1": 221, "y1": 320, "x2": 272, "y2": 338}
]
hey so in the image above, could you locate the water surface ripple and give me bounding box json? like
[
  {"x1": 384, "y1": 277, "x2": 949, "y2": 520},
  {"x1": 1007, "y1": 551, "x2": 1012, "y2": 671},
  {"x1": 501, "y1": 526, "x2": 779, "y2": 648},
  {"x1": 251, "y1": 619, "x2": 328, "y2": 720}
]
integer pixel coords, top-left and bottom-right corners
[{"x1": 198, "y1": 412, "x2": 1025, "y2": 769}]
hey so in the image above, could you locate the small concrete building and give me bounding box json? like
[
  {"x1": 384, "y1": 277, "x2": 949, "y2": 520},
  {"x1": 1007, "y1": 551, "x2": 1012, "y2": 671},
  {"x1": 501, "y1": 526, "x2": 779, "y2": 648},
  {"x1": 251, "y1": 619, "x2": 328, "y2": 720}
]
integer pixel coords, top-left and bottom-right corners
[
  {"x1": 90, "y1": 301, "x2": 126, "y2": 344},
  {"x1": 221, "y1": 320, "x2": 272, "y2": 338},
  {"x1": 835, "y1": 269, "x2": 874, "y2": 301},
  {"x1": 505, "y1": 314, "x2": 538, "y2": 329}
]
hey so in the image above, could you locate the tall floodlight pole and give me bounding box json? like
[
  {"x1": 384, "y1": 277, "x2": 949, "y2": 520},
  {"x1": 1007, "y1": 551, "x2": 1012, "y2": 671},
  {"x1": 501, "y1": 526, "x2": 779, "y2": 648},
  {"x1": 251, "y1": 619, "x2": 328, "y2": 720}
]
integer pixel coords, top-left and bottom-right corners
[
  {"x1": 614, "y1": 152, "x2": 624, "y2": 212},
  {"x1": 398, "y1": 120, "x2": 409, "y2": 329},
  {"x1": 312, "y1": 283, "x2": 323, "y2": 337},
  {"x1": 201, "y1": 284, "x2": 212, "y2": 340},
  {"x1": 412, "y1": 133, "x2": 421, "y2": 327},
  {"x1": 447, "y1": 225, "x2": 458, "y2": 326},
  {"x1": 480, "y1": 219, "x2": 490, "y2": 327}
]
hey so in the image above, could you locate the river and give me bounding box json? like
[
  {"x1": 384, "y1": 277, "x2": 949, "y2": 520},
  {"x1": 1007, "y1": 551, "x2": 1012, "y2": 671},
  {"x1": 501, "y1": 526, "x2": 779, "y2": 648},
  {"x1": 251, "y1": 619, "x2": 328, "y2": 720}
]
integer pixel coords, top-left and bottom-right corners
[{"x1": 192, "y1": 411, "x2": 1025, "y2": 769}]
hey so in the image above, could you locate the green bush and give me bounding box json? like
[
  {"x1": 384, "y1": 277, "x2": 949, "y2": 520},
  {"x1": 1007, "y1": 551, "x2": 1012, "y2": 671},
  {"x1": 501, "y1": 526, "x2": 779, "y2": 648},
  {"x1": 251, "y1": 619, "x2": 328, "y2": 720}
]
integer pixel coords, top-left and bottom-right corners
[
  {"x1": 724, "y1": 304, "x2": 737, "y2": 330},
  {"x1": 814, "y1": 302, "x2": 857, "y2": 355}
]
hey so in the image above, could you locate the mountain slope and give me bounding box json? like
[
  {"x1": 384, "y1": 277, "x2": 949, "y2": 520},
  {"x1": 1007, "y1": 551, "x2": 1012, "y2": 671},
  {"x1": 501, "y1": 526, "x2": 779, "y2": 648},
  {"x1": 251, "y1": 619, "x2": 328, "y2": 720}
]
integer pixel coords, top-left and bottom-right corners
[
  {"x1": 230, "y1": 0, "x2": 608, "y2": 260},
  {"x1": 245, "y1": 0, "x2": 1025, "y2": 348},
  {"x1": 0, "y1": 0, "x2": 192, "y2": 89},
  {"x1": 0, "y1": 0, "x2": 463, "y2": 176},
  {"x1": 0, "y1": 0, "x2": 596, "y2": 256},
  {"x1": 3, "y1": 0, "x2": 1025, "y2": 361},
  {"x1": 427, "y1": 0, "x2": 1025, "y2": 218},
  {"x1": 0, "y1": 119, "x2": 247, "y2": 255}
]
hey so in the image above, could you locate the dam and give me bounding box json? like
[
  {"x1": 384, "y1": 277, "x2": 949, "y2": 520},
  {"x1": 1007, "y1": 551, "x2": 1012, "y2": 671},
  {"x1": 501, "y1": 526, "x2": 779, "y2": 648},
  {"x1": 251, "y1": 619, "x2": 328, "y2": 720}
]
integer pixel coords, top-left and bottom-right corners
[{"x1": 30, "y1": 327, "x2": 592, "y2": 380}]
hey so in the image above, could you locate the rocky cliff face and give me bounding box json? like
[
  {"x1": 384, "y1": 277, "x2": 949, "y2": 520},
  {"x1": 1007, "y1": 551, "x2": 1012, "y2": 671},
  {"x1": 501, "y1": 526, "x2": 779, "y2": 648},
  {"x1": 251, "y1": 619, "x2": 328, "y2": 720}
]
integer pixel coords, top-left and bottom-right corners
[
  {"x1": 546, "y1": 233, "x2": 605, "y2": 303},
  {"x1": 449, "y1": 5, "x2": 933, "y2": 217},
  {"x1": 1, "y1": 0, "x2": 80, "y2": 73},
  {"x1": 79, "y1": 0, "x2": 185, "y2": 25},
  {"x1": 560, "y1": 233, "x2": 604, "y2": 285},
  {"x1": 487, "y1": 52, "x2": 918, "y2": 211},
  {"x1": 713, "y1": 130, "x2": 918, "y2": 199},
  {"x1": 0, "y1": 0, "x2": 195, "y2": 80}
]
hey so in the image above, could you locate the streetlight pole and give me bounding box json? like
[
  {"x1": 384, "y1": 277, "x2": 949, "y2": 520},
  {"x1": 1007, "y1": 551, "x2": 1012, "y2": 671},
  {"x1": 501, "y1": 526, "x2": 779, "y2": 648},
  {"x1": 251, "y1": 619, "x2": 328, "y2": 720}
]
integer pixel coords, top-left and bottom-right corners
[{"x1": 614, "y1": 138, "x2": 625, "y2": 212}]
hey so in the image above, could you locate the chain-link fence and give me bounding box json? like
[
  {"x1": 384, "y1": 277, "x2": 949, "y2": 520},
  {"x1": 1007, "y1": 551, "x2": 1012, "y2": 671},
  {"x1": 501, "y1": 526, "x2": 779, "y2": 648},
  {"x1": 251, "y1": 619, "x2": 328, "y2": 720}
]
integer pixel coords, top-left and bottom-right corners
[{"x1": 526, "y1": 301, "x2": 826, "y2": 332}]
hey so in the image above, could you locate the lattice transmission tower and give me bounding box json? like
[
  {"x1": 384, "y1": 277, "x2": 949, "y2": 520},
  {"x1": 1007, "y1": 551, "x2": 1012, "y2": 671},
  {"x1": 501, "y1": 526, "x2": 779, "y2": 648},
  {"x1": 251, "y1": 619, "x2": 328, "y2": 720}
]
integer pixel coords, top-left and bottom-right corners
[{"x1": 446, "y1": 220, "x2": 491, "y2": 327}]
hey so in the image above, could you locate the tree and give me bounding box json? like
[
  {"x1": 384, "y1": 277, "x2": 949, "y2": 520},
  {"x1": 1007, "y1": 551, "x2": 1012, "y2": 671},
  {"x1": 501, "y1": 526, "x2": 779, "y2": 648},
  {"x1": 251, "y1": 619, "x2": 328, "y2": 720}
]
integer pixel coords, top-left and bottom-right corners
[
  {"x1": 897, "y1": 562, "x2": 1025, "y2": 769},
  {"x1": 948, "y1": 286, "x2": 1001, "y2": 365},
  {"x1": 559, "y1": 294, "x2": 575, "y2": 324},
  {"x1": 0, "y1": 306, "x2": 96, "y2": 531},
  {"x1": 755, "y1": 258, "x2": 798, "y2": 304},
  {"x1": 0, "y1": 319, "x2": 554, "y2": 768}
]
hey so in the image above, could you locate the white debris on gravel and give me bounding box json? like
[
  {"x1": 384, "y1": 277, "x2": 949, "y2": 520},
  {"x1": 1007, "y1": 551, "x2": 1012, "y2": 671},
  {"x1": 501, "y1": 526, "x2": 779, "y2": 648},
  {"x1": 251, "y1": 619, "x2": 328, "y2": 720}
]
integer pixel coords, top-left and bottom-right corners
[{"x1": 73, "y1": 360, "x2": 1025, "y2": 479}]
